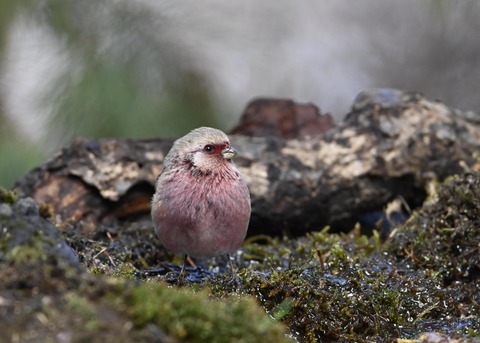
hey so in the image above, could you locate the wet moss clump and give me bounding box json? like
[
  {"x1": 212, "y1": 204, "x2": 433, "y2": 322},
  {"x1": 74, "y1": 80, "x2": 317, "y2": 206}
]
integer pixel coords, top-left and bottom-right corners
[
  {"x1": 113, "y1": 281, "x2": 290, "y2": 343},
  {"x1": 201, "y1": 174, "x2": 480, "y2": 341},
  {"x1": 0, "y1": 187, "x2": 17, "y2": 204},
  {"x1": 386, "y1": 173, "x2": 480, "y2": 284},
  {"x1": 212, "y1": 237, "x2": 479, "y2": 342}
]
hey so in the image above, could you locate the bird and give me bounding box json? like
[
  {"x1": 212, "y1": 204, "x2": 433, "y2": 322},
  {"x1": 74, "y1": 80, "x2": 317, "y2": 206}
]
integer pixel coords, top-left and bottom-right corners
[{"x1": 151, "y1": 127, "x2": 251, "y2": 282}]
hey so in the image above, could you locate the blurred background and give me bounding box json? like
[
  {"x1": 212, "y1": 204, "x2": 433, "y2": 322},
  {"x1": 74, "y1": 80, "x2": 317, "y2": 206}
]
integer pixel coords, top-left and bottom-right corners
[{"x1": 1, "y1": 0, "x2": 480, "y2": 188}]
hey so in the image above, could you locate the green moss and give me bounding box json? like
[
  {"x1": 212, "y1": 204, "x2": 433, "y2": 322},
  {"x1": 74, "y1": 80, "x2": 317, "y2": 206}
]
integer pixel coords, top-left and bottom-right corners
[
  {"x1": 106, "y1": 262, "x2": 137, "y2": 279},
  {"x1": 329, "y1": 244, "x2": 350, "y2": 263},
  {"x1": 0, "y1": 187, "x2": 17, "y2": 204},
  {"x1": 38, "y1": 202, "x2": 53, "y2": 219},
  {"x1": 64, "y1": 292, "x2": 101, "y2": 332},
  {"x1": 5, "y1": 237, "x2": 45, "y2": 264},
  {"x1": 268, "y1": 297, "x2": 295, "y2": 321},
  {"x1": 108, "y1": 281, "x2": 291, "y2": 343},
  {"x1": 229, "y1": 257, "x2": 474, "y2": 341},
  {"x1": 386, "y1": 173, "x2": 480, "y2": 283}
]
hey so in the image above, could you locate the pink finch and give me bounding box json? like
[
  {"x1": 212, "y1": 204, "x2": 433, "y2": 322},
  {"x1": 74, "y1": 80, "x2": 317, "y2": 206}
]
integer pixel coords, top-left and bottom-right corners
[{"x1": 151, "y1": 127, "x2": 251, "y2": 279}]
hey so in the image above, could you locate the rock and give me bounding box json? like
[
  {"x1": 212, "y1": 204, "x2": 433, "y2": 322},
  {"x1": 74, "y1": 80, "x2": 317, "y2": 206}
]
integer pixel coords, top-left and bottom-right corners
[
  {"x1": 229, "y1": 98, "x2": 334, "y2": 138},
  {"x1": 14, "y1": 197, "x2": 39, "y2": 216},
  {"x1": 0, "y1": 204, "x2": 12, "y2": 217},
  {"x1": 0, "y1": 191, "x2": 80, "y2": 268}
]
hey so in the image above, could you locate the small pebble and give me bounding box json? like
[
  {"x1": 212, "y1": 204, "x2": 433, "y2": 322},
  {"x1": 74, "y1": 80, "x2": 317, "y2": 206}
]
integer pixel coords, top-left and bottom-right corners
[
  {"x1": 14, "y1": 197, "x2": 39, "y2": 216},
  {"x1": 352, "y1": 88, "x2": 405, "y2": 110},
  {"x1": 0, "y1": 203, "x2": 13, "y2": 217}
]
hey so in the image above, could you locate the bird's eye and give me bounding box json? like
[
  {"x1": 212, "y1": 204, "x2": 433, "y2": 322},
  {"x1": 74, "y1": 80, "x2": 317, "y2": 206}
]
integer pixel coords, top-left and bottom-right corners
[{"x1": 203, "y1": 144, "x2": 214, "y2": 153}]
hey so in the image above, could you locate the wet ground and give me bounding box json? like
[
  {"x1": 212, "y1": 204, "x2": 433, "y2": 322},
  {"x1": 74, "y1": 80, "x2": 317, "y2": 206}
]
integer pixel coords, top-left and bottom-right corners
[{"x1": 1, "y1": 173, "x2": 480, "y2": 342}]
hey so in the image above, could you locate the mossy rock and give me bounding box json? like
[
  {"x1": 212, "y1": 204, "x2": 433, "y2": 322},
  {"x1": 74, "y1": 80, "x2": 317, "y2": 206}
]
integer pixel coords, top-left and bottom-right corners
[{"x1": 0, "y1": 188, "x2": 290, "y2": 343}]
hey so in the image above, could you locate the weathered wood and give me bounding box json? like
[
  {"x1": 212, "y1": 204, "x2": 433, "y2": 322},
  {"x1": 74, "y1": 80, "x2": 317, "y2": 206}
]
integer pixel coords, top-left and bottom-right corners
[{"x1": 13, "y1": 89, "x2": 480, "y2": 235}]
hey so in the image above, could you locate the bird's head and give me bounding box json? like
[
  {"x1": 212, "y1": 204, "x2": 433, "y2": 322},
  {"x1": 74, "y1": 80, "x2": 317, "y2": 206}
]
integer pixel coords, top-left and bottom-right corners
[{"x1": 170, "y1": 127, "x2": 238, "y2": 175}]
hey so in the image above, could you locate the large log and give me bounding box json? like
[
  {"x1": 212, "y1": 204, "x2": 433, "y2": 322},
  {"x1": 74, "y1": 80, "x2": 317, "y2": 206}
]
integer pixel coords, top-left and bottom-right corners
[{"x1": 13, "y1": 89, "x2": 480, "y2": 236}]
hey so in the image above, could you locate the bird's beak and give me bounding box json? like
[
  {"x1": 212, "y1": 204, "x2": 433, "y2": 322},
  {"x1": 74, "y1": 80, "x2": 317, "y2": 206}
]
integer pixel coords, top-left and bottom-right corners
[{"x1": 222, "y1": 146, "x2": 237, "y2": 160}]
